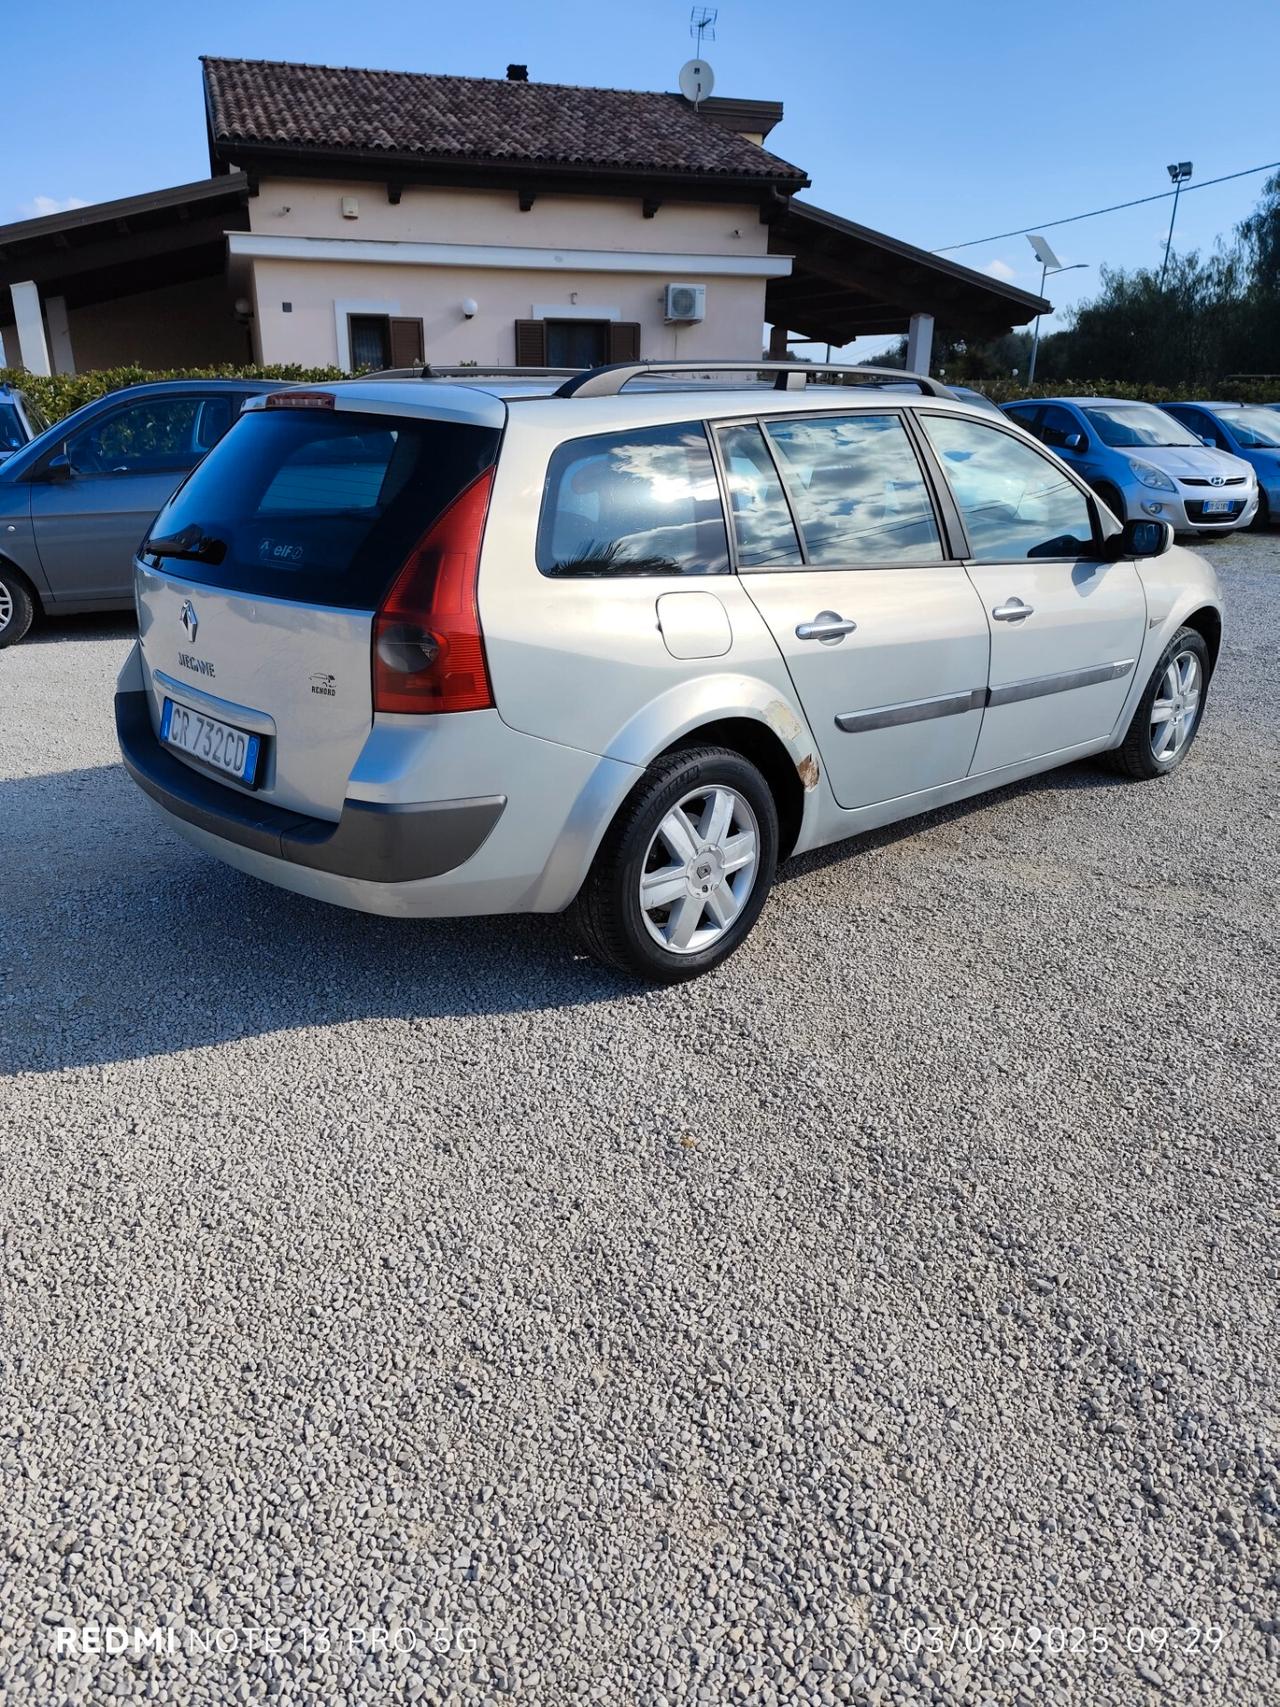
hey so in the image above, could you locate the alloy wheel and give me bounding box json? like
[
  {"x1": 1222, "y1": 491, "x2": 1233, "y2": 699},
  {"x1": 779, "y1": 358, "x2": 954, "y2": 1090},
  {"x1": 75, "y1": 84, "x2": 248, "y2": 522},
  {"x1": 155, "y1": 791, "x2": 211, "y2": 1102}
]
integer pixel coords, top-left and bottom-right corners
[
  {"x1": 639, "y1": 785, "x2": 760, "y2": 956},
  {"x1": 0, "y1": 580, "x2": 12, "y2": 632},
  {"x1": 1150, "y1": 648, "x2": 1202, "y2": 762}
]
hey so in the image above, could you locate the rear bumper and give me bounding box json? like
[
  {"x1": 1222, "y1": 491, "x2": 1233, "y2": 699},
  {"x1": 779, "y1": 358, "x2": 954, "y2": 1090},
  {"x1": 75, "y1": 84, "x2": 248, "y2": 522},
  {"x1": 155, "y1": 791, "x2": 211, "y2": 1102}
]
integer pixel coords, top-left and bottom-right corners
[{"x1": 116, "y1": 689, "x2": 504, "y2": 883}]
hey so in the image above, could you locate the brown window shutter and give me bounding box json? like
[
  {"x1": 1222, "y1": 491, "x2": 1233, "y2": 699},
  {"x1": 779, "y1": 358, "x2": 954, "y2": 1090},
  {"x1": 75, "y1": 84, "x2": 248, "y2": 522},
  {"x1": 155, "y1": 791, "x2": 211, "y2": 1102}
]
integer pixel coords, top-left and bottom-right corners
[
  {"x1": 608, "y1": 322, "x2": 641, "y2": 362},
  {"x1": 388, "y1": 318, "x2": 424, "y2": 368},
  {"x1": 514, "y1": 320, "x2": 548, "y2": 366}
]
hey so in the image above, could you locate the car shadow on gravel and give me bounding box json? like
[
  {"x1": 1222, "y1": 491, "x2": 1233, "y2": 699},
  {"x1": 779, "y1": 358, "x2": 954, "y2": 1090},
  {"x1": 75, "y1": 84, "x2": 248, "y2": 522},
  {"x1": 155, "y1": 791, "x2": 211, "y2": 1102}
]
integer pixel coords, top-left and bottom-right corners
[
  {"x1": 26, "y1": 612, "x2": 136, "y2": 646},
  {"x1": 0, "y1": 763, "x2": 637, "y2": 1076},
  {"x1": 777, "y1": 756, "x2": 1134, "y2": 885}
]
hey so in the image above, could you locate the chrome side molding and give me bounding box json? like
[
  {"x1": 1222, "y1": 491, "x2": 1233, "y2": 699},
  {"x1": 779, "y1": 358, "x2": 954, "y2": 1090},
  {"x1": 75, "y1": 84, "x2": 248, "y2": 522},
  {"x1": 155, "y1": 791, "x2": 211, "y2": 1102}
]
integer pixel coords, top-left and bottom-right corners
[{"x1": 836, "y1": 660, "x2": 1137, "y2": 733}]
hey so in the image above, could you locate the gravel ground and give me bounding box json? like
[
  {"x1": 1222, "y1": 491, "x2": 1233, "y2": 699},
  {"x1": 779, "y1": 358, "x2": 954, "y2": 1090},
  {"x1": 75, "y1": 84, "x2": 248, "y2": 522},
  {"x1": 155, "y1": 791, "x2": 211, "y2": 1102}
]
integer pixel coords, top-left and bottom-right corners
[{"x1": 2, "y1": 533, "x2": 1278, "y2": 1707}]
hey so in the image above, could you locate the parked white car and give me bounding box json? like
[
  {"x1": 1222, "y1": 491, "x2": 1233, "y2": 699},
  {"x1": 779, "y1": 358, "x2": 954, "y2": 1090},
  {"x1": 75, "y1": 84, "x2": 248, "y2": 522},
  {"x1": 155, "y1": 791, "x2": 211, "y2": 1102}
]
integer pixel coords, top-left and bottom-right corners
[{"x1": 117, "y1": 362, "x2": 1223, "y2": 981}]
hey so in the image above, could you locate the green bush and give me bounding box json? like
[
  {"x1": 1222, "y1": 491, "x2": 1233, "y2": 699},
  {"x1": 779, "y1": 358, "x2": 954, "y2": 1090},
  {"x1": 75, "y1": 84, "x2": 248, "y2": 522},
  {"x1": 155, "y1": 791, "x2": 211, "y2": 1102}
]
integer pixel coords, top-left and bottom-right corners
[
  {"x1": 0, "y1": 364, "x2": 346, "y2": 427},
  {"x1": 4, "y1": 362, "x2": 1278, "y2": 428}
]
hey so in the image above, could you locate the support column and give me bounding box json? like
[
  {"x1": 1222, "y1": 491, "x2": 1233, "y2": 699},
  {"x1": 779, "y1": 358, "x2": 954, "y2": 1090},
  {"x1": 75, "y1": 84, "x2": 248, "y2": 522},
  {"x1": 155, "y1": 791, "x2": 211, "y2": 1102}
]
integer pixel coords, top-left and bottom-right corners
[
  {"x1": 10, "y1": 281, "x2": 51, "y2": 376},
  {"x1": 45, "y1": 295, "x2": 75, "y2": 375},
  {"x1": 767, "y1": 322, "x2": 788, "y2": 359},
  {"x1": 905, "y1": 311, "x2": 934, "y2": 376}
]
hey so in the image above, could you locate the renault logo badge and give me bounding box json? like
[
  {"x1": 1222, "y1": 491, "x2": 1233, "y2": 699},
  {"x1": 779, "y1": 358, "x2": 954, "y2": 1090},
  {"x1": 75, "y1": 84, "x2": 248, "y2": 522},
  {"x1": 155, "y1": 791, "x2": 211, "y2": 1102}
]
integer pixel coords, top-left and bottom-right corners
[{"x1": 180, "y1": 600, "x2": 199, "y2": 643}]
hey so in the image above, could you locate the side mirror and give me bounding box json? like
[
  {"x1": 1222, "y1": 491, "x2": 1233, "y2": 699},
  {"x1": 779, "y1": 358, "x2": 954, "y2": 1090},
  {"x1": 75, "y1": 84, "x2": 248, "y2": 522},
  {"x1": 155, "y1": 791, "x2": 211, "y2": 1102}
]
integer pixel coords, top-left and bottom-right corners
[
  {"x1": 39, "y1": 449, "x2": 73, "y2": 484},
  {"x1": 1108, "y1": 517, "x2": 1173, "y2": 560},
  {"x1": 1200, "y1": 435, "x2": 1216, "y2": 448},
  {"x1": 1064, "y1": 431, "x2": 1085, "y2": 451}
]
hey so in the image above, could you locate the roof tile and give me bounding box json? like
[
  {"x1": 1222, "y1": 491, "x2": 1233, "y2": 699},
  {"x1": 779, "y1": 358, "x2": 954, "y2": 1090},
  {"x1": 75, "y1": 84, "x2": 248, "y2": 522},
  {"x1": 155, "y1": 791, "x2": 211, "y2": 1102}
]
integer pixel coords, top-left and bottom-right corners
[{"x1": 202, "y1": 57, "x2": 808, "y2": 184}]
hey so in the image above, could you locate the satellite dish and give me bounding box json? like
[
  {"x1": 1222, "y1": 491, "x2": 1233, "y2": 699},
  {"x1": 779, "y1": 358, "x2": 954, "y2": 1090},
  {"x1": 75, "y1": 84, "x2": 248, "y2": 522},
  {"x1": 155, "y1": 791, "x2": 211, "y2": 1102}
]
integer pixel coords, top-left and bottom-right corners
[{"x1": 678, "y1": 59, "x2": 715, "y2": 105}]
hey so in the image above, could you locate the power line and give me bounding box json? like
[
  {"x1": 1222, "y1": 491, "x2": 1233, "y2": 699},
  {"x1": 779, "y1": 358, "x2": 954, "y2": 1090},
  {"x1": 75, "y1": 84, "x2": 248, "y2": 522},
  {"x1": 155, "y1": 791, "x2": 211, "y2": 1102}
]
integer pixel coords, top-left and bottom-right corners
[{"x1": 933, "y1": 161, "x2": 1280, "y2": 254}]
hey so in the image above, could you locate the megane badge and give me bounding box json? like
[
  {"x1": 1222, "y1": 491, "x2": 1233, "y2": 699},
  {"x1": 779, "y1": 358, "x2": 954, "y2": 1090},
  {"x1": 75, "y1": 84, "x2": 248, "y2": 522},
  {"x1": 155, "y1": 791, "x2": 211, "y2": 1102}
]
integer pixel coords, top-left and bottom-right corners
[{"x1": 180, "y1": 600, "x2": 199, "y2": 643}]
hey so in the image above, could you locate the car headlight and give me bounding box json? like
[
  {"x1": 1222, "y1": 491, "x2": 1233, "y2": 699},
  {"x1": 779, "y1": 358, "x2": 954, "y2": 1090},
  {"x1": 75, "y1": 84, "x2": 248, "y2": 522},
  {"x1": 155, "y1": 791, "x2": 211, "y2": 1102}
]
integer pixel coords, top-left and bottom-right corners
[{"x1": 1128, "y1": 459, "x2": 1177, "y2": 492}]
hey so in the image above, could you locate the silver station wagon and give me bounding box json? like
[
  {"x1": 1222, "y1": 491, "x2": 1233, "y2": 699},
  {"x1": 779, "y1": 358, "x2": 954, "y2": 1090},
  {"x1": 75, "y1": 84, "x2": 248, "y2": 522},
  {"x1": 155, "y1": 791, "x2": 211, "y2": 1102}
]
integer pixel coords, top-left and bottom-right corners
[{"x1": 116, "y1": 361, "x2": 1223, "y2": 982}]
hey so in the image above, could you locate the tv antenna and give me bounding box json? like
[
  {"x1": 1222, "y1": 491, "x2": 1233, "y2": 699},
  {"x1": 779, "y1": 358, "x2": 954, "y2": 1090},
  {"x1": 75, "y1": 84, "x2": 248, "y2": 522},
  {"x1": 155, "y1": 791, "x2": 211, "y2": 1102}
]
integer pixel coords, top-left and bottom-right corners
[{"x1": 680, "y1": 7, "x2": 717, "y2": 108}]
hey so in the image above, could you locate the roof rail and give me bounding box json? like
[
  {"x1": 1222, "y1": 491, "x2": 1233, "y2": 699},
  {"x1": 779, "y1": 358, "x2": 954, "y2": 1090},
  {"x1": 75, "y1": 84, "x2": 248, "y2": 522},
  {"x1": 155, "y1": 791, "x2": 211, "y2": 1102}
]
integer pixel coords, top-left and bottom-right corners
[
  {"x1": 553, "y1": 359, "x2": 953, "y2": 399},
  {"x1": 359, "y1": 364, "x2": 582, "y2": 381}
]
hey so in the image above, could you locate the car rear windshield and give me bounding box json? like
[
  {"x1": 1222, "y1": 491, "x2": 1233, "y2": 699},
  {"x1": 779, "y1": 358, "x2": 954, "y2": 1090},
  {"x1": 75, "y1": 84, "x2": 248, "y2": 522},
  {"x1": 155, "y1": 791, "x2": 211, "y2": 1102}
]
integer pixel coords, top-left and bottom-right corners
[{"x1": 142, "y1": 407, "x2": 501, "y2": 609}]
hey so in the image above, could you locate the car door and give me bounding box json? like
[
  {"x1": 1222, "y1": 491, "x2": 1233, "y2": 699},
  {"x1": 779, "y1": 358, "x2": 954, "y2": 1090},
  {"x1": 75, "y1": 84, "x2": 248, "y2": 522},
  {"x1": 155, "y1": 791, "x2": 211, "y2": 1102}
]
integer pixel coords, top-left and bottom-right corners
[
  {"x1": 917, "y1": 411, "x2": 1147, "y2": 775},
  {"x1": 721, "y1": 412, "x2": 991, "y2": 812},
  {"x1": 30, "y1": 393, "x2": 237, "y2": 603}
]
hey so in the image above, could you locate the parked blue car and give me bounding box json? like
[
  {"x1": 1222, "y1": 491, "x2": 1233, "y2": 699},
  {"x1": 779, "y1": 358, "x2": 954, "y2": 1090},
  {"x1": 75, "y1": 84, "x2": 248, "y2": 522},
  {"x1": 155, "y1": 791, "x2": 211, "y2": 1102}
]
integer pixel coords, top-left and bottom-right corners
[{"x1": 1162, "y1": 401, "x2": 1280, "y2": 528}]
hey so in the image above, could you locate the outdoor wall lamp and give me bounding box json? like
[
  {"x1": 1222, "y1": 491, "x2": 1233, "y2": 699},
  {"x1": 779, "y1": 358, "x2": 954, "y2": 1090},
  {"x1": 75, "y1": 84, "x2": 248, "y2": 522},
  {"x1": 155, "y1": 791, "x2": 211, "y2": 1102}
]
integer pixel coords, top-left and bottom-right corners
[{"x1": 462, "y1": 298, "x2": 478, "y2": 319}]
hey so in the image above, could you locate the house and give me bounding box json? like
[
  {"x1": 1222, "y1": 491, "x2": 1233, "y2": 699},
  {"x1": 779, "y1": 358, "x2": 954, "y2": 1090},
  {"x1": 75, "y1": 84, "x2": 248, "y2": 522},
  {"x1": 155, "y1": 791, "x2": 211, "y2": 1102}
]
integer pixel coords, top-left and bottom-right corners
[{"x1": 0, "y1": 57, "x2": 1049, "y2": 378}]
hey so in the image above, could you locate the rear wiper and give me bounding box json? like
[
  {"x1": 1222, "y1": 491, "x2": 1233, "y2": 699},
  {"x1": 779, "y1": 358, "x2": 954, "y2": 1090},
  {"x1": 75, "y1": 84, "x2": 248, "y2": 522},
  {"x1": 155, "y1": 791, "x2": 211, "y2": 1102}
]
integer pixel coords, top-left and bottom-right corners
[{"x1": 145, "y1": 525, "x2": 227, "y2": 565}]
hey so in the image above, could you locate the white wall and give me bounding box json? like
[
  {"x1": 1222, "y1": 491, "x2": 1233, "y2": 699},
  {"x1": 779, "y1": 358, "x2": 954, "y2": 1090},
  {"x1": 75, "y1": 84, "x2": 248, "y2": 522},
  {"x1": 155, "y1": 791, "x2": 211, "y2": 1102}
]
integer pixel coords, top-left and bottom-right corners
[{"x1": 249, "y1": 256, "x2": 773, "y2": 369}]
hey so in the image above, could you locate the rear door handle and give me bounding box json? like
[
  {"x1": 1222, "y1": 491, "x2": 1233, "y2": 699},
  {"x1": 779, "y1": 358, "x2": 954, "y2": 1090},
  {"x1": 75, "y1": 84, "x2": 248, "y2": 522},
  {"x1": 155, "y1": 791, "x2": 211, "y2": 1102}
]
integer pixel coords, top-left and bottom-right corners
[
  {"x1": 992, "y1": 598, "x2": 1034, "y2": 622},
  {"x1": 796, "y1": 610, "x2": 858, "y2": 644}
]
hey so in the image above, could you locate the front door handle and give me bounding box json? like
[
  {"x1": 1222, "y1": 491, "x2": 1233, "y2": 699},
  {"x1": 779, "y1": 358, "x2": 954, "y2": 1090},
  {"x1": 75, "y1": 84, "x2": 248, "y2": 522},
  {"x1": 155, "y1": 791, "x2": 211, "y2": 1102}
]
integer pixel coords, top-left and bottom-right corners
[
  {"x1": 796, "y1": 610, "x2": 858, "y2": 644},
  {"x1": 992, "y1": 598, "x2": 1034, "y2": 622}
]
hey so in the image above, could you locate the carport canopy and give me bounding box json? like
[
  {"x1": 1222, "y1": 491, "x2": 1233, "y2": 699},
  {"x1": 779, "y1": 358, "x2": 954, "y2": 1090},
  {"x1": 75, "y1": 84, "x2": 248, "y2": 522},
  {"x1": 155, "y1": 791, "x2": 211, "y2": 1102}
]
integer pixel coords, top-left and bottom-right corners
[{"x1": 765, "y1": 198, "x2": 1051, "y2": 362}]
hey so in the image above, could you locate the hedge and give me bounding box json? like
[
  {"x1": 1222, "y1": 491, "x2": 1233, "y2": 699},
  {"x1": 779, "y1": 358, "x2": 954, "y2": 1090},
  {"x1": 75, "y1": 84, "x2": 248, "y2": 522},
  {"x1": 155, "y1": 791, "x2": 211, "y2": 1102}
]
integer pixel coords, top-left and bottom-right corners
[
  {"x1": 4, "y1": 363, "x2": 1280, "y2": 428},
  {"x1": 0, "y1": 365, "x2": 346, "y2": 427}
]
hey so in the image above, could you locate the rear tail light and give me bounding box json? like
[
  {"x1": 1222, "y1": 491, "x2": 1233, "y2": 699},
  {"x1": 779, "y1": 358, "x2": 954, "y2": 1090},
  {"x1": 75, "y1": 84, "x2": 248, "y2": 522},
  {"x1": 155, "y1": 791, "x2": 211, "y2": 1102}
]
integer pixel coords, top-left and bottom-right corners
[{"x1": 372, "y1": 467, "x2": 496, "y2": 714}]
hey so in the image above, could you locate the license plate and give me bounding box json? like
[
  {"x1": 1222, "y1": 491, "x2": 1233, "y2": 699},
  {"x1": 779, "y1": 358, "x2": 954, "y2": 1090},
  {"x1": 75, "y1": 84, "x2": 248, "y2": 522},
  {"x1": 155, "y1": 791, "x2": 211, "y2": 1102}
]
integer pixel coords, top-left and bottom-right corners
[
  {"x1": 160, "y1": 698, "x2": 261, "y2": 786},
  {"x1": 1202, "y1": 498, "x2": 1233, "y2": 515}
]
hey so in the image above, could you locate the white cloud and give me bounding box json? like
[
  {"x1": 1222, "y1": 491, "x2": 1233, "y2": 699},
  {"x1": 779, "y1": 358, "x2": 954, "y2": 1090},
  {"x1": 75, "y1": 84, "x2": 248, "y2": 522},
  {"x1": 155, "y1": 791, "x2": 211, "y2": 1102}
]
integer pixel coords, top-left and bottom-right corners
[
  {"x1": 19, "y1": 194, "x2": 90, "y2": 219},
  {"x1": 981, "y1": 257, "x2": 1018, "y2": 281}
]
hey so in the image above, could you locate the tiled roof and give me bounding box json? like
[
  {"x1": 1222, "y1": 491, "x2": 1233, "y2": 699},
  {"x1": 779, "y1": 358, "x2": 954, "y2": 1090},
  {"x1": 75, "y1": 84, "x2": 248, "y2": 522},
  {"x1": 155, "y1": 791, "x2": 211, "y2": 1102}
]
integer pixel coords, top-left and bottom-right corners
[{"x1": 201, "y1": 57, "x2": 808, "y2": 185}]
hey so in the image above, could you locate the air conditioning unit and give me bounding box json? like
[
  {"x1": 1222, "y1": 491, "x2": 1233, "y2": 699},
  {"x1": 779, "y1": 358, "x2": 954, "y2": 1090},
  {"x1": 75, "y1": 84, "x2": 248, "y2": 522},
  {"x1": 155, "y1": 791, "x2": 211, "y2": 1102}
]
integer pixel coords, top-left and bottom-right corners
[{"x1": 664, "y1": 283, "x2": 706, "y2": 323}]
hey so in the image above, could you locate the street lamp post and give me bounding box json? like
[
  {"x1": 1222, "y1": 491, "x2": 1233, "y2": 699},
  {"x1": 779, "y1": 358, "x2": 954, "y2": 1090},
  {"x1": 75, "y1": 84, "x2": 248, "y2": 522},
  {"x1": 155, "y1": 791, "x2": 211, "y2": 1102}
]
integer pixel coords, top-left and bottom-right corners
[
  {"x1": 1161, "y1": 161, "x2": 1193, "y2": 288},
  {"x1": 1025, "y1": 235, "x2": 1088, "y2": 387}
]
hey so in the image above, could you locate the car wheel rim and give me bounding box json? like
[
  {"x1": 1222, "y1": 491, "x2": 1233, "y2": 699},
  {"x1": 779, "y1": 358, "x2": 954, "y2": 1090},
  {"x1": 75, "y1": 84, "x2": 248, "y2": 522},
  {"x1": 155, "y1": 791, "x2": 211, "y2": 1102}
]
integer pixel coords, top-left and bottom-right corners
[
  {"x1": 0, "y1": 581, "x2": 11, "y2": 630},
  {"x1": 639, "y1": 785, "x2": 760, "y2": 956},
  {"x1": 1150, "y1": 649, "x2": 1202, "y2": 762}
]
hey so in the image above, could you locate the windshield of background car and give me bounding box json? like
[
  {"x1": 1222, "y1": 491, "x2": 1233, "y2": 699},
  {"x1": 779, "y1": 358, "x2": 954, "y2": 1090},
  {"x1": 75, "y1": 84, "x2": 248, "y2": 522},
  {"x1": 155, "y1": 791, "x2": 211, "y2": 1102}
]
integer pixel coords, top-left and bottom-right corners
[
  {"x1": 0, "y1": 404, "x2": 25, "y2": 451},
  {"x1": 142, "y1": 407, "x2": 500, "y2": 609},
  {"x1": 1081, "y1": 405, "x2": 1201, "y2": 449},
  {"x1": 1222, "y1": 407, "x2": 1280, "y2": 449}
]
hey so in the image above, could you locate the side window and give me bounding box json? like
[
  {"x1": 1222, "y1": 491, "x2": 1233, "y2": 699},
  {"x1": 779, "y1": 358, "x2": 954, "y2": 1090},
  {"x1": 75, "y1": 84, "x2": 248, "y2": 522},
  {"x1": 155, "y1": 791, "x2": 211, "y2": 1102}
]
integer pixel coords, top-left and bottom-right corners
[
  {"x1": 65, "y1": 397, "x2": 204, "y2": 477},
  {"x1": 716, "y1": 423, "x2": 803, "y2": 568},
  {"x1": 193, "y1": 396, "x2": 234, "y2": 453},
  {"x1": 536, "y1": 422, "x2": 729, "y2": 578},
  {"x1": 762, "y1": 413, "x2": 943, "y2": 567},
  {"x1": 920, "y1": 413, "x2": 1095, "y2": 562},
  {"x1": 1185, "y1": 408, "x2": 1228, "y2": 450},
  {"x1": 1036, "y1": 405, "x2": 1083, "y2": 450},
  {"x1": 1004, "y1": 404, "x2": 1043, "y2": 439}
]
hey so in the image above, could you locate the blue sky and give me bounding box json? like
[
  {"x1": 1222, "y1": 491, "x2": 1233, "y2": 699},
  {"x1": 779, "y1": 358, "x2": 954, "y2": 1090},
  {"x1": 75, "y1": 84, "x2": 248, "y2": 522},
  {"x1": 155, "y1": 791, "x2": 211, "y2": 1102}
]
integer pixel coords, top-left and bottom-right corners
[{"x1": 7, "y1": 0, "x2": 1277, "y2": 358}]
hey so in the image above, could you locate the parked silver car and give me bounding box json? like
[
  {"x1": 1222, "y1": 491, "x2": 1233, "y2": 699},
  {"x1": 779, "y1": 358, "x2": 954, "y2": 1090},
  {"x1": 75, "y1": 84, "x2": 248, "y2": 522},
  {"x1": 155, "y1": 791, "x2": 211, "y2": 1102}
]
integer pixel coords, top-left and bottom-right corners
[
  {"x1": 1002, "y1": 396, "x2": 1257, "y2": 535},
  {"x1": 116, "y1": 361, "x2": 1223, "y2": 981},
  {"x1": 1161, "y1": 401, "x2": 1280, "y2": 528},
  {"x1": 0, "y1": 383, "x2": 49, "y2": 463},
  {"x1": 0, "y1": 378, "x2": 285, "y2": 646}
]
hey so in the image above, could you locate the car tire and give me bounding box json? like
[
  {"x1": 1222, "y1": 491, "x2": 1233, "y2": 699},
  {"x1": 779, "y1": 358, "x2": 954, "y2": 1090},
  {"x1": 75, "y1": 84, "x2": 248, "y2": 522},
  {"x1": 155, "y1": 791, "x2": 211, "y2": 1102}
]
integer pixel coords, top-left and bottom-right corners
[
  {"x1": 0, "y1": 564, "x2": 36, "y2": 648},
  {"x1": 1095, "y1": 481, "x2": 1126, "y2": 524},
  {"x1": 1106, "y1": 626, "x2": 1210, "y2": 781},
  {"x1": 1250, "y1": 490, "x2": 1270, "y2": 531},
  {"x1": 570, "y1": 745, "x2": 779, "y2": 983}
]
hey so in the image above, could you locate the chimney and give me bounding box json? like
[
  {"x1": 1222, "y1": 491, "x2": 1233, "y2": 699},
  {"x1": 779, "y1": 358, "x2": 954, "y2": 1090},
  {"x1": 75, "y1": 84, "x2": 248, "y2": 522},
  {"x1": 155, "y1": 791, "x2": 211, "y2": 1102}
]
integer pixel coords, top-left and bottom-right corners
[{"x1": 506, "y1": 64, "x2": 528, "y2": 81}]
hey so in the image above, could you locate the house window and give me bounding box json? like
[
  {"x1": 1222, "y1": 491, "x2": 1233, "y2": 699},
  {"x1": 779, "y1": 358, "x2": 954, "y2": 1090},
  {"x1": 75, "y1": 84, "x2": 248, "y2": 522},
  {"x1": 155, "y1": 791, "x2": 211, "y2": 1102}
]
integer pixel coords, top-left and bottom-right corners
[
  {"x1": 347, "y1": 314, "x2": 424, "y2": 371},
  {"x1": 515, "y1": 319, "x2": 641, "y2": 368},
  {"x1": 545, "y1": 320, "x2": 611, "y2": 367}
]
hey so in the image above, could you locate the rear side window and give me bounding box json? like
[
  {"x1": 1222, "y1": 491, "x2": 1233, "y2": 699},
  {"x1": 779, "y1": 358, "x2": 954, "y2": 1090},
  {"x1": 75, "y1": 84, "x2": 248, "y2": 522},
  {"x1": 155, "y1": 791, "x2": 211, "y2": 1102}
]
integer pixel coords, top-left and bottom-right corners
[
  {"x1": 143, "y1": 408, "x2": 499, "y2": 609},
  {"x1": 536, "y1": 422, "x2": 729, "y2": 577},
  {"x1": 763, "y1": 414, "x2": 943, "y2": 566},
  {"x1": 717, "y1": 423, "x2": 803, "y2": 568},
  {"x1": 0, "y1": 402, "x2": 24, "y2": 451}
]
